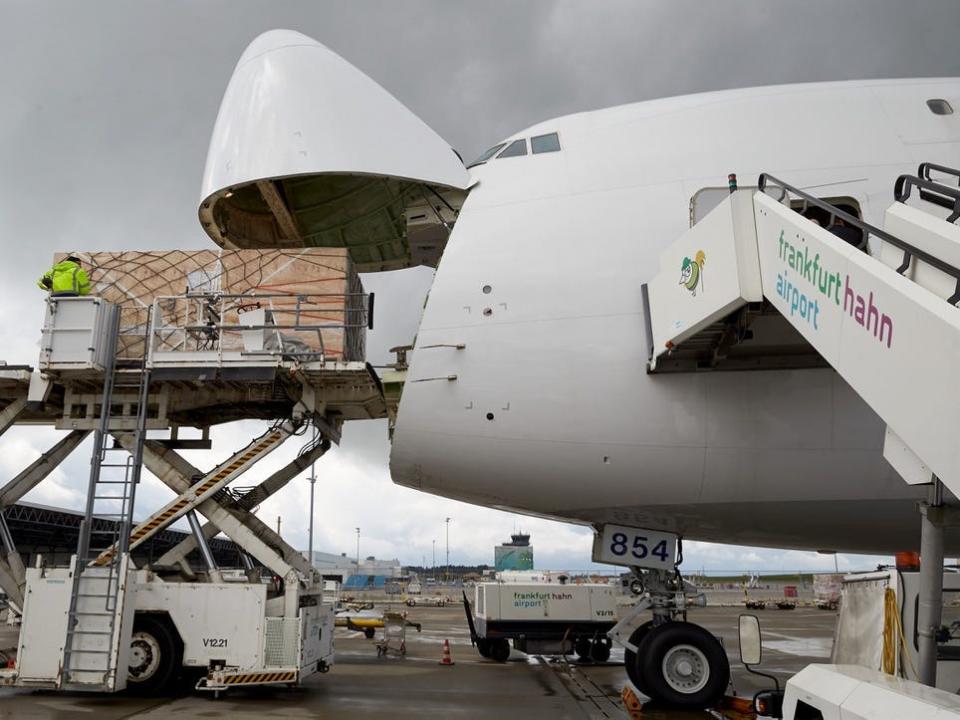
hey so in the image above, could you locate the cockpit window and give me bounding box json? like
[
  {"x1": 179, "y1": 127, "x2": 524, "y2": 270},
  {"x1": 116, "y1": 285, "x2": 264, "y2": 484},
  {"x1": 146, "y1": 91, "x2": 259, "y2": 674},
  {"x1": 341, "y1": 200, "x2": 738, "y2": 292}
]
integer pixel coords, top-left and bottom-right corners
[
  {"x1": 467, "y1": 143, "x2": 506, "y2": 168},
  {"x1": 531, "y1": 132, "x2": 561, "y2": 154},
  {"x1": 497, "y1": 139, "x2": 528, "y2": 158},
  {"x1": 468, "y1": 133, "x2": 559, "y2": 167}
]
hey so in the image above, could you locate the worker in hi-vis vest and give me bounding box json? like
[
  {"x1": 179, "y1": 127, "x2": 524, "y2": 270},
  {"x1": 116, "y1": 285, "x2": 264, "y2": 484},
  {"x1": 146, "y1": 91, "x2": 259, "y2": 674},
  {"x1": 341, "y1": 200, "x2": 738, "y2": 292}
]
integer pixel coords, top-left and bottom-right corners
[{"x1": 37, "y1": 255, "x2": 91, "y2": 297}]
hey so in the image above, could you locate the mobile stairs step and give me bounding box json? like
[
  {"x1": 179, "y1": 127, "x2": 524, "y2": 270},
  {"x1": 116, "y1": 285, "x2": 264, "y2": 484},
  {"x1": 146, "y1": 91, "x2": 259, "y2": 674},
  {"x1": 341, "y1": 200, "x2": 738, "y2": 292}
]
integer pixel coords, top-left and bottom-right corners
[{"x1": 642, "y1": 164, "x2": 960, "y2": 499}]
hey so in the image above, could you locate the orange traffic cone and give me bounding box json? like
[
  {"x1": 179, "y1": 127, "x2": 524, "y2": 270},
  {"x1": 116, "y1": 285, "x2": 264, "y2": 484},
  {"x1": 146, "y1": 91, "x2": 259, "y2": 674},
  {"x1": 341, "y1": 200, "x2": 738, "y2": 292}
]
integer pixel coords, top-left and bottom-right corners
[{"x1": 439, "y1": 638, "x2": 455, "y2": 666}]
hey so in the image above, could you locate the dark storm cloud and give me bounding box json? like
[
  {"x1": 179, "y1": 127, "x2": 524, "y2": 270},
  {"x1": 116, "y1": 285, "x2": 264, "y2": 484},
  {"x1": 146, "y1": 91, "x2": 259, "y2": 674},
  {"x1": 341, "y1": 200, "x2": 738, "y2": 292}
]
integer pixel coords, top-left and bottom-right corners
[
  {"x1": 1, "y1": 0, "x2": 957, "y2": 568},
  {"x1": 3, "y1": 0, "x2": 959, "y2": 352}
]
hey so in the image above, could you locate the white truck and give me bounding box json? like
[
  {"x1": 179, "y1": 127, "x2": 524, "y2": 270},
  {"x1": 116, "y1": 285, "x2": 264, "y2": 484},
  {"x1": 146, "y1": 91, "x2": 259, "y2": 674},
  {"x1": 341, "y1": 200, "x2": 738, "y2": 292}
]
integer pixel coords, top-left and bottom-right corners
[
  {"x1": 813, "y1": 573, "x2": 843, "y2": 611},
  {"x1": 10, "y1": 560, "x2": 334, "y2": 695},
  {"x1": 830, "y1": 569, "x2": 960, "y2": 693},
  {"x1": 738, "y1": 615, "x2": 960, "y2": 719},
  {"x1": 463, "y1": 582, "x2": 617, "y2": 662},
  {"x1": 0, "y1": 292, "x2": 370, "y2": 696}
]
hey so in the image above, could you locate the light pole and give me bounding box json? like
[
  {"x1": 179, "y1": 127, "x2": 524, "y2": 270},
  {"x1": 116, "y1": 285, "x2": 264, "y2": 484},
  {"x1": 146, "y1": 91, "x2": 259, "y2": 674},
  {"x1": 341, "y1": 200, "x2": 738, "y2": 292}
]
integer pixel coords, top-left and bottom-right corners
[
  {"x1": 445, "y1": 517, "x2": 451, "y2": 584},
  {"x1": 432, "y1": 539, "x2": 436, "y2": 572},
  {"x1": 355, "y1": 527, "x2": 360, "y2": 571}
]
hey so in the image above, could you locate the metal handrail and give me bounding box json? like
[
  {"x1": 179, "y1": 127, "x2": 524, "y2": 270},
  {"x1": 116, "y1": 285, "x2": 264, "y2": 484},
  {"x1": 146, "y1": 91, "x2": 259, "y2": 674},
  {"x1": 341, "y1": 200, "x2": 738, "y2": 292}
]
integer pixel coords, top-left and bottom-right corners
[
  {"x1": 918, "y1": 162, "x2": 960, "y2": 186},
  {"x1": 758, "y1": 173, "x2": 960, "y2": 305},
  {"x1": 148, "y1": 292, "x2": 370, "y2": 362},
  {"x1": 175, "y1": 291, "x2": 374, "y2": 329},
  {"x1": 894, "y1": 172, "x2": 960, "y2": 224}
]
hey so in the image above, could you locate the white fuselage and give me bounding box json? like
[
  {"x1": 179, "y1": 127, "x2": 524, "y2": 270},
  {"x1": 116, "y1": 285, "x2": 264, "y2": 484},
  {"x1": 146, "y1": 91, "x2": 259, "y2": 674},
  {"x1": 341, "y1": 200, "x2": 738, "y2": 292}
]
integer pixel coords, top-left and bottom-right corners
[{"x1": 390, "y1": 78, "x2": 960, "y2": 554}]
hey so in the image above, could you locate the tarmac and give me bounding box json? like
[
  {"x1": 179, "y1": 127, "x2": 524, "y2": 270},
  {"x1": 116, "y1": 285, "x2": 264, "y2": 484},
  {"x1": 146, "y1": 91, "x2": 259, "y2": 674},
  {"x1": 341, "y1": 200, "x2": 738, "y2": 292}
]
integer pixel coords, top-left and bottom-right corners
[{"x1": 0, "y1": 603, "x2": 837, "y2": 719}]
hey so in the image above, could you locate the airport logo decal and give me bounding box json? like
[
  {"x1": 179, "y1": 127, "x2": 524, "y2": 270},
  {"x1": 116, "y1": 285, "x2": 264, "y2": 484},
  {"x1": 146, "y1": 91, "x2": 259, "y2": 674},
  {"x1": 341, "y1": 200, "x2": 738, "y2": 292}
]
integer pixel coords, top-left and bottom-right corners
[
  {"x1": 679, "y1": 250, "x2": 706, "y2": 296},
  {"x1": 774, "y1": 229, "x2": 893, "y2": 348}
]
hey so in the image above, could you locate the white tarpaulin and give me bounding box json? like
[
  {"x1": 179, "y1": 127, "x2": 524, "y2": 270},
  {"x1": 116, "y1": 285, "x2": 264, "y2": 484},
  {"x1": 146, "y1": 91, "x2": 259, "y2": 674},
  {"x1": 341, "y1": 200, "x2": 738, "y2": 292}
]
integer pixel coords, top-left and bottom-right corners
[{"x1": 832, "y1": 576, "x2": 891, "y2": 670}]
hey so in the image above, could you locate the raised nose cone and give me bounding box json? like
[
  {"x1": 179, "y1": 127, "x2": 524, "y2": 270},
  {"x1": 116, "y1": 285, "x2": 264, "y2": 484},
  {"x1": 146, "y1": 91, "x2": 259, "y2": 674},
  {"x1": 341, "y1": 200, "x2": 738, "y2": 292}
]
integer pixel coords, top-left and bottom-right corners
[{"x1": 199, "y1": 30, "x2": 469, "y2": 271}]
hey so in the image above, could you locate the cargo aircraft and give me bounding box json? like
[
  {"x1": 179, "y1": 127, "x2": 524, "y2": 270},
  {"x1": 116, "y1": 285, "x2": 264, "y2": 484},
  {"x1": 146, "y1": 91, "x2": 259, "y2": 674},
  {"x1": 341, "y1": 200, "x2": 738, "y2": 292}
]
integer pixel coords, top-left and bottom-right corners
[{"x1": 200, "y1": 30, "x2": 960, "y2": 707}]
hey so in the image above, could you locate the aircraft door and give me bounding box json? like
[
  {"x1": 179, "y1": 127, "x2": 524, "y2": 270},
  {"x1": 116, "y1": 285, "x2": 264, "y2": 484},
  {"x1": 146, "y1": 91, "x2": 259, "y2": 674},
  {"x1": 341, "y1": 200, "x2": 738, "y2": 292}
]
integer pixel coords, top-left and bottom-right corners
[{"x1": 199, "y1": 30, "x2": 471, "y2": 272}]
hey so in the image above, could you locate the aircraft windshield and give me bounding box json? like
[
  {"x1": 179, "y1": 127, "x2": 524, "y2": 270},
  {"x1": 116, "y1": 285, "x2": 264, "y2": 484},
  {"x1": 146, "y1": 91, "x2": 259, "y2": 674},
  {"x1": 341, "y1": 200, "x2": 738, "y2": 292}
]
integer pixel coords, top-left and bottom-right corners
[{"x1": 467, "y1": 143, "x2": 506, "y2": 168}]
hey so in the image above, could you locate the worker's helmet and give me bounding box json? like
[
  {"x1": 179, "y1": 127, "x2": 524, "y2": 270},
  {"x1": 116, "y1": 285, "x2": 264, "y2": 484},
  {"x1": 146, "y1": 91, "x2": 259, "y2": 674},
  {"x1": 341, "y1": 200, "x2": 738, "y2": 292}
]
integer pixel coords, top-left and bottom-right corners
[{"x1": 65, "y1": 254, "x2": 81, "y2": 263}]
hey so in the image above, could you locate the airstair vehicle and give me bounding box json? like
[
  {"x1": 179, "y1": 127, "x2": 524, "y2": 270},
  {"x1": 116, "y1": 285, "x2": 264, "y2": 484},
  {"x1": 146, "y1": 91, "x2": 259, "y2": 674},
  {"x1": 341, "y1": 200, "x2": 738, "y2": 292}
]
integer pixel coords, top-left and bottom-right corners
[
  {"x1": 642, "y1": 165, "x2": 960, "y2": 500},
  {"x1": 620, "y1": 163, "x2": 960, "y2": 703}
]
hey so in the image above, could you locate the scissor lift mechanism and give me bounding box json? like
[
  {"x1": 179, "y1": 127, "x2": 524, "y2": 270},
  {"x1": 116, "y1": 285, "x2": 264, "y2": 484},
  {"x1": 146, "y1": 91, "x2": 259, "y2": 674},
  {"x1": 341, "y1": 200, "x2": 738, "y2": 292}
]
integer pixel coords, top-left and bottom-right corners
[{"x1": 0, "y1": 292, "x2": 388, "y2": 694}]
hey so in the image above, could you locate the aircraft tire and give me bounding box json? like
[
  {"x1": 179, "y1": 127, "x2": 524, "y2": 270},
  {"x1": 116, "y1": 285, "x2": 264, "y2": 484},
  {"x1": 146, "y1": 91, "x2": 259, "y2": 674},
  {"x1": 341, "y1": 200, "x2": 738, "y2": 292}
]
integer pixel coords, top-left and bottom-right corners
[
  {"x1": 489, "y1": 638, "x2": 511, "y2": 663},
  {"x1": 476, "y1": 639, "x2": 491, "y2": 658},
  {"x1": 575, "y1": 638, "x2": 592, "y2": 660},
  {"x1": 364, "y1": 627, "x2": 376, "y2": 639},
  {"x1": 636, "y1": 622, "x2": 729, "y2": 709},
  {"x1": 623, "y1": 620, "x2": 654, "y2": 692}
]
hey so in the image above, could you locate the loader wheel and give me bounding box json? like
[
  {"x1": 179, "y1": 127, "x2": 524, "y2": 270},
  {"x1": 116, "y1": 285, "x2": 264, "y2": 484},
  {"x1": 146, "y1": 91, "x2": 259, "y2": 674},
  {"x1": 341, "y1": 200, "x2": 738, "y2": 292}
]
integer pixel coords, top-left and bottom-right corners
[
  {"x1": 636, "y1": 622, "x2": 729, "y2": 709},
  {"x1": 476, "y1": 639, "x2": 492, "y2": 658},
  {"x1": 364, "y1": 627, "x2": 376, "y2": 639},
  {"x1": 590, "y1": 639, "x2": 611, "y2": 663},
  {"x1": 128, "y1": 615, "x2": 181, "y2": 695},
  {"x1": 575, "y1": 638, "x2": 592, "y2": 661},
  {"x1": 489, "y1": 638, "x2": 511, "y2": 663},
  {"x1": 624, "y1": 620, "x2": 654, "y2": 693}
]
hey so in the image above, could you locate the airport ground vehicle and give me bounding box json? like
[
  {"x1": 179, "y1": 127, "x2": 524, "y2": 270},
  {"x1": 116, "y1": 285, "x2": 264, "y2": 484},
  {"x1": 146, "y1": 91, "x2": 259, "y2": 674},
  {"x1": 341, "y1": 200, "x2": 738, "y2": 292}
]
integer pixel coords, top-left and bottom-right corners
[
  {"x1": 335, "y1": 608, "x2": 383, "y2": 639},
  {"x1": 463, "y1": 582, "x2": 616, "y2": 663},
  {"x1": 739, "y1": 615, "x2": 960, "y2": 719},
  {"x1": 831, "y1": 569, "x2": 960, "y2": 693},
  {"x1": 405, "y1": 595, "x2": 446, "y2": 607},
  {"x1": 600, "y1": 171, "x2": 960, "y2": 707},
  {"x1": 0, "y1": 284, "x2": 379, "y2": 694}
]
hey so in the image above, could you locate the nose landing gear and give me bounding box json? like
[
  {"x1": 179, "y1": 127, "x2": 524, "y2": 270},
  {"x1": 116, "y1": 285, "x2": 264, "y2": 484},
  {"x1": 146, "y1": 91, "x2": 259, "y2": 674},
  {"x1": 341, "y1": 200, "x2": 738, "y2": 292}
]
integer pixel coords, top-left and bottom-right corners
[
  {"x1": 633, "y1": 621, "x2": 729, "y2": 707},
  {"x1": 610, "y1": 566, "x2": 730, "y2": 710}
]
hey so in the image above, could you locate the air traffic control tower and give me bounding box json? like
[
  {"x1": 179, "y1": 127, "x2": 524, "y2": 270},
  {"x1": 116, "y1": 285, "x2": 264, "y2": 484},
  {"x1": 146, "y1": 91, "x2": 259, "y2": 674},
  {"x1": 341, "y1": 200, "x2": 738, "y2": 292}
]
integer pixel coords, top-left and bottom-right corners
[{"x1": 495, "y1": 533, "x2": 534, "y2": 571}]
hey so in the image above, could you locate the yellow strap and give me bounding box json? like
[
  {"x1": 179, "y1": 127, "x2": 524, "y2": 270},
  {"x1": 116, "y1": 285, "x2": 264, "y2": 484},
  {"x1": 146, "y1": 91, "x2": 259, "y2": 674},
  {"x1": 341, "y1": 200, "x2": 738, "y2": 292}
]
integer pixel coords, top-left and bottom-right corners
[{"x1": 883, "y1": 586, "x2": 919, "y2": 680}]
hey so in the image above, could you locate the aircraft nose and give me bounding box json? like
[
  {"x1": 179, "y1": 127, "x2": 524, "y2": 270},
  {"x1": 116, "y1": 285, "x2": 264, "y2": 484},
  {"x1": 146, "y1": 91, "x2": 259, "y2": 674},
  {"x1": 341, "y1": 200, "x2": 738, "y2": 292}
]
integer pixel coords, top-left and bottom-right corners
[{"x1": 199, "y1": 30, "x2": 469, "y2": 271}]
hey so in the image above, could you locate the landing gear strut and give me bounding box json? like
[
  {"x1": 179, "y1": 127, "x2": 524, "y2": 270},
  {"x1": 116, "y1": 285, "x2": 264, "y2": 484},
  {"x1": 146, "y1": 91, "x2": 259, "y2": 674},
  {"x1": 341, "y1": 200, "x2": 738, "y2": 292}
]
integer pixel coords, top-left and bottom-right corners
[{"x1": 610, "y1": 562, "x2": 729, "y2": 709}]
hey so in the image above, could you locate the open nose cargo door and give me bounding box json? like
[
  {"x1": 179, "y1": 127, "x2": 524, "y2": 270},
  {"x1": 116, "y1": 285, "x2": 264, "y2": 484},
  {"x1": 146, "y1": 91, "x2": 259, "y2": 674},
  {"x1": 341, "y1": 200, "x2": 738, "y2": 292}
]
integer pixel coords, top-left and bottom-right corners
[{"x1": 199, "y1": 30, "x2": 470, "y2": 272}]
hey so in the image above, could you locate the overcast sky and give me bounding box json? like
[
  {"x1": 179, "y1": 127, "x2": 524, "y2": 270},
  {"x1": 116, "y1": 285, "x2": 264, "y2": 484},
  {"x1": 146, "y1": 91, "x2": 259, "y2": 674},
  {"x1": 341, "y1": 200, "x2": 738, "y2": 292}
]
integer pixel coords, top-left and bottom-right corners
[{"x1": 2, "y1": 0, "x2": 960, "y2": 574}]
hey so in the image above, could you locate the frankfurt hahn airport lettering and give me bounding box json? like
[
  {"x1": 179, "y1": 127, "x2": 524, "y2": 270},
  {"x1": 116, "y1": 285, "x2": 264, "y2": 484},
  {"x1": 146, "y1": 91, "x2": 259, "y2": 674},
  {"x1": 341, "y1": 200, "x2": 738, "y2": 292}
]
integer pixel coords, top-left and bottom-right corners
[
  {"x1": 512, "y1": 591, "x2": 573, "y2": 609},
  {"x1": 775, "y1": 230, "x2": 893, "y2": 348}
]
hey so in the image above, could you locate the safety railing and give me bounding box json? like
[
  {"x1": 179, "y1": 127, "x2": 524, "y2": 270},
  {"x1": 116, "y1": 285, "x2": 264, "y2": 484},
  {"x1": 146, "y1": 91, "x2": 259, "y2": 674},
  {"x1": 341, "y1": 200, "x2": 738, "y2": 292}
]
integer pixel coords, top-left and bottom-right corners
[
  {"x1": 758, "y1": 173, "x2": 960, "y2": 305},
  {"x1": 147, "y1": 292, "x2": 373, "y2": 367},
  {"x1": 895, "y1": 163, "x2": 960, "y2": 224}
]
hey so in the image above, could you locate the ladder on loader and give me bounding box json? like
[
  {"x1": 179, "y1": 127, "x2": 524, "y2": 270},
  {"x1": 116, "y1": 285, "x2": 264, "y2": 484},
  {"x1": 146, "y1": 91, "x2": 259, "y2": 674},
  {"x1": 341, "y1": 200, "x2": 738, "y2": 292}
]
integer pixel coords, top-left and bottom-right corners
[
  {"x1": 61, "y1": 307, "x2": 151, "y2": 691},
  {"x1": 642, "y1": 164, "x2": 960, "y2": 499}
]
